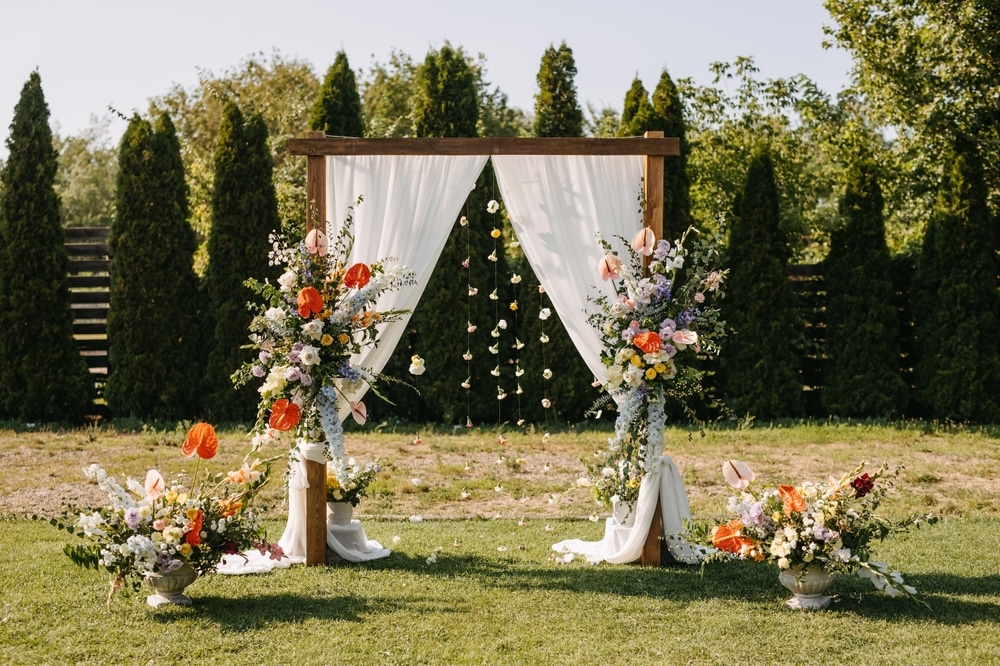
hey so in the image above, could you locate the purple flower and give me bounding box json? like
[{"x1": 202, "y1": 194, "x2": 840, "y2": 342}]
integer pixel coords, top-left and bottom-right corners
[
  {"x1": 653, "y1": 239, "x2": 671, "y2": 261},
  {"x1": 251, "y1": 365, "x2": 266, "y2": 378},
  {"x1": 659, "y1": 318, "x2": 676, "y2": 339},
  {"x1": 621, "y1": 321, "x2": 642, "y2": 342},
  {"x1": 299, "y1": 373, "x2": 313, "y2": 387},
  {"x1": 813, "y1": 525, "x2": 840, "y2": 543},
  {"x1": 338, "y1": 362, "x2": 361, "y2": 382},
  {"x1": 741, "y1": 502, "x2": 765, "y2": 528},
  {"x1": 676, "y1": 308, "x2": 700, "y2": 328},
  {"x1": 124, "y1": 507, "x2": 142, "y2": 531},
  {"x1": 285, "y1": 366, "x2": 302, "y2": 382},
  {"x1": 662, "y1": 343, "x2": 677, "y2": 358},
  {"x1": 287, "y1": 342, "x2": 304, "y2": 363},
  {"x1": 258, "y1": 351, "x2": 271, "y2": 364},
  {"x1": 653, "y1": 275, "x2": 672, "y2": 301}
]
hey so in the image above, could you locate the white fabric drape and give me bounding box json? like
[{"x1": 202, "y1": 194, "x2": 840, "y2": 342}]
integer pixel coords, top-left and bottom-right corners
[
  {"x1": 552, "y1": 456, "x2": 709, "y2": 565},
  {"x1": 492, "y1": 154, "x2": 643, "y2": 384},
  {"x1": 326, "y1": 153, "x2": 490, "y2": 413}
]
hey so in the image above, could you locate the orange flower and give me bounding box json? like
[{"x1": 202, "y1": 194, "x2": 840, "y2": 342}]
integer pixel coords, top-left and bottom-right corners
[
  {"x1": 632, "y1": 331, "x2": 662, "y2": 354},
  {"x1": 184, "y1": 510, "x2": 203, "y2": 546},
  {"x1": 344, "y1": 263, "x2": 371, "y2": 289},
  {"x1": 217, "y1": 497, "x2": 243, "y2": 518},
  {"x1": 778, "y1": 484, "x2": 806, "y2": 515},
  {"x1": 297, "y1": 286, "x2": 323, "y2": 318},
  {"x1": 182, "y1": 423, "x2": 218, "y2": 460},
  {"x1": 268, "y1": 398, "x2": 301, "y2": 432},
  {"x1": 711, "y1": 519, "x2": 762, "y2": 560}
]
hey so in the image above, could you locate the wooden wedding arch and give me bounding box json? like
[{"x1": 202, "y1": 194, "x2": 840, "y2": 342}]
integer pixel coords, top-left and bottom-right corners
[{"x1": 289, "y1": 131, "x2": 678, "y2": 567}]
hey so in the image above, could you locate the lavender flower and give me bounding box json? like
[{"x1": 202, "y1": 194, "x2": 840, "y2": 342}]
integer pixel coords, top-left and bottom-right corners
[{"x1": 124, "y1": 507, "x2": 142, "y2": 531}]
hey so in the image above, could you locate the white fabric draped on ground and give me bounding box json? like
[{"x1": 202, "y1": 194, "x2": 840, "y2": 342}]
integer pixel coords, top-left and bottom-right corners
[{"x1": 552, "y1": 456, "x2": 709, "y2": 564}]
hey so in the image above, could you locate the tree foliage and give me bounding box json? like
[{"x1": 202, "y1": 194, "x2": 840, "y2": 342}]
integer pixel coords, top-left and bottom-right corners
[
  {"x1": 617, "y1": 78, "x2": 655, "y2": 138},
  {"x1": 105, "y1": 113, "x2": 202, "y2": 419},
  {"x1": 533, "y1": 42, "x2": 584, "y2": 138},
  {"x1": 0, "y1": 71, "x2": 93, "y2": 422},
  {"x1": 414, "y1": 44, "x2": 480, "y2": 138},
  {"x1": 720, "y1": 149, "x2": 804, "y2": 418},
  {"x1": 911, "y1": 136, "x2": 1000, "y2": 421},
  {"x1": 202, "y1": 103, "x2": 280, "y2": 422},
  {"x1": 54, "y1": 115, "x2": 117, "y2": 227},
  {"x1": 310, "y1": 50, "x2": 364, "y2": 137},
  {"x1": 822, "y1": 159, "x2": 908, "y2": 417}
]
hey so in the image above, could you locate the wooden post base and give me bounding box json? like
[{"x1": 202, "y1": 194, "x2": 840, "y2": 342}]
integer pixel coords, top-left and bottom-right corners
[
  {"x1": 305, "y1": 459, "x2": 327, "y2": 565},
  {"x1": 640, "y1": 497, "x2": 664, "y2": 567}
]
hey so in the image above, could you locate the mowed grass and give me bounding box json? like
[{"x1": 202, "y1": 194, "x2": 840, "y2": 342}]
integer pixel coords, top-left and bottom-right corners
[{"x1": 1, "y1": 421, "x2": 999, "y2": 664}]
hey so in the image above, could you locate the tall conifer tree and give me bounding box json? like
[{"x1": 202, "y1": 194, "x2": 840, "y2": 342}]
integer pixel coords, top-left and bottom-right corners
[
  {"x1": 533, "y1": 42, "x2": 584, "y2": 138},
  {"x1": 310, "y1": 50, "x2": 364, "y2": 137},
  {"x1": 720, "y1": 149, "x2": 803, "y2": 418},
  {"x1": 0, "y1": 71, "x2": 93, "y2": 421},
  {"x1": 651, "y1": 69, "x2": 692, "y2": 242},
  {"x1": 203, "y1": 103, "x2": 279, "y2": 421},
  {"x1": 617, "y1": 78, "x2": 656, "y2": 137},
  {"x1": 106, "y1": 113, "x2": 202, "y2": 419},
  {"x1": 913, "y1": 136, "x2": 1000, "y2": 421},
  {"x1": 823, "y1": 160, "x2": 908, "y2": 417}
]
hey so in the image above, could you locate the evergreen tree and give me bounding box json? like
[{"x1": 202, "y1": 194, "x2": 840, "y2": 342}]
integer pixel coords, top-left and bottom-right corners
[
  {"x1": 105, "y1": 113, "x2": 202, "y2": 419},
  {"x1": 912, "y1": 136, "x2": 1000, "y2": 421},
  {"x1": 617, "y1": 78, "x2": 656, "y2": 137},
  {"x1": 822, "y1": 159, "x2": 908, "y2": 417},
  {"x1": 203, "y1": 103, "x2": 280, "y2": 422},
  {"x1": 651, "y1": 69, "x2": 692, "y2": 242},
  {"x1": 413, "y1": 44, "x2": 479, "y2": 138},
  {"x1": 533, "y1": 42, "x2": 584, "y2": 137},
  {"x1": 0, "y1": 71, "x2": 93, "y2": 422},
  {"x1": 719, "y1": 149, "x2": 803, "y2": 418},
  {"x1": 310, "y1": 50, "x2": 364, "y2": 137}
]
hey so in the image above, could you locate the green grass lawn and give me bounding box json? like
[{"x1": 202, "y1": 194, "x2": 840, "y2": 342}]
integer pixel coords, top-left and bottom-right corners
[{"x1": 1, "y1": 422, "x2": 999, "y2": 664}]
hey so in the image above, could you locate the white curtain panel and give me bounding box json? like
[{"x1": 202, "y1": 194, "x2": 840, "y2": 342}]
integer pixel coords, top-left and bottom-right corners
[
  {"x1": 492, "y1": 154, "x2": 643, "y2": 385},
  {"x1": 326, "y1": 154, "x2": 490, "y2": 410}
]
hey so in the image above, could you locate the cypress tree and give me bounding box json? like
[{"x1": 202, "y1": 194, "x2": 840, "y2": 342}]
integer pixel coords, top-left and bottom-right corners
[
  {"x1": 413, "y1": 44, "x2": 479, "y2": 138},
  {"x1": 533, "y1": 42, "x2": 584, "y2": 138},
  {"x1": 719, "y1": 149, "x2": 803, "y2": 418},
  {"x1": 822, "y1": 160, "x2": 908, "y2": 417},
  {"x1": 203, "y1": 103, "x2": 279, "y2": 422},
  {"x1": 651, "y1": 69, "x2": 692, "y2": 242},
  {"x1": 0, "y1": 71, "x2": 93, "y2": 422},
  {"x1": 310, "y1": 50, "x2": 364, "y2": 136},
  {"x1": 912, "y1": 136, "x2": 1000, "y2": 421},
  {"x1": 617, "y1": 78, "x2": 656, "y2": 137},
  {"x1": 105, "y1": 113, "x2": 202, "y2": 419}
]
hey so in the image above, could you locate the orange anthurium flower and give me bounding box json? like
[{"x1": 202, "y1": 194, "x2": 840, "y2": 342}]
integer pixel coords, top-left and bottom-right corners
[
  {"x1": 217, "y1": 497, "x2": 243, "y2": 518},
  {"x1": 185, "y1": 510, "x2": 203, "y2": 546},
  {"x1": 297, "y1": 286, "x2": 324, "y2": 318},
  {"x1": 343, "y1": 263, "x2": 371, "y2": 289},
  {"x1": 633, "y1": 331, "x2": 662, "y2": 354},
  {"x1": 711, "y1": 519, "x2": 746, "y2": 554},
  {"x1": 182, "y1": 423, "x2": 218, "y2": 460},
  {"x1": 778, "y1": 484, "x2": 806, "y2": 515},
  {"x1": 268, "y1": 398, "x2": 301, "y2": 432}
]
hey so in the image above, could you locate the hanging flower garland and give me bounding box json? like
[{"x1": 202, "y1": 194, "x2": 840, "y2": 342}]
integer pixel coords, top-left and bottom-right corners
[{"x1": 460, "y1": 211, "x2": 474, "y2": 428}]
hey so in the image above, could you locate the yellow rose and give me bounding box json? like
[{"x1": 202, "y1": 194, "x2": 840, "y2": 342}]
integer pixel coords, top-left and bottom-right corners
[
  {"x1": 176, "y1": 493, "x2": 188, "y2": 504},
  {"x1": 321, "y1": 334, "x2": 333, "y2": 346},
  {"x1": 179, "y1": 543, "x2": 193, "y2": 557},
  {"x1": 491, "y1": 228, "x2": 501, "y2": 239},
  {"x1": 645, "y1": 368, "x2": 657, "y2": 380},
  {"x1": 338, "y1": 333, "x2": 350, "y2": 345},
  {"x1": 185, "y1": 507, "x2": 200, "y2": 521},
  {"x1": 654, "y1": 362, "x2": 667, "y2": 374},
  {"x1": 630, "y1": 355, "x2": 643, "y2": 367},
  {"x1": 165, "y1": 491, "x2": 178, "y2": 504}
]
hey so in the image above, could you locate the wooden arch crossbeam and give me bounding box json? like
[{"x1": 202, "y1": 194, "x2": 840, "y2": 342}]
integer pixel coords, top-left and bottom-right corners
[{"x1": 288, "y1": 131, "x2": 678, "y2": 567}]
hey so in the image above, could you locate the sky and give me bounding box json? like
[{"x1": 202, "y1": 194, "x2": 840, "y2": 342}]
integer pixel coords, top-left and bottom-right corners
[{"x1": 0, "y1": 0, "x2": 853, "y2": 156}]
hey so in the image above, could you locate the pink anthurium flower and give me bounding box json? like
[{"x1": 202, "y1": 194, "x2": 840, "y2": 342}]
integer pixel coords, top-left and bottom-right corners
[
  {"x1": 305, "y1": 228, "x2": 329, "y2": 256},
  {"x1": 598, "y1": 253, "x2": 623, "y2": 281},
  {"x1": 144, "y1": 469, "x2": 165, "y2": 499},
  {"x1": 631, "y1": 227, "x2": 656, "y2": 256},
  {"x1": 349, "y1": 401, "x2": 367, "y2": 425},
  {"x1": 722, "y1": 460, "x2": 755, "y2": 489},
  {"x1": 672, "y1": 329, "x2": 698, "y2": 346}
]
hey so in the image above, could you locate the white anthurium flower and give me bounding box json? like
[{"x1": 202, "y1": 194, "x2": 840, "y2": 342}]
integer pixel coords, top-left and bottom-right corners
[
  {"x1": 489, "y1": 289, "x2": 499, "y2": 300},
  {"x1": 539, "y1": 333, "x2": 550, "y2": 343},
  {"x1": 542, "y1": 369, "x2": 553, "y2": 380},
  {"x1": 408, "y1": 355, "x2": 426, "y2": 375},
  {"x1": 487, "y1": 250, "x2": 498, "y2": 262},
  {"x1": 489, "y1": 344, "x2": 499, "y2": 354},
  {"x1": 491, "y1": 327, "x2": 501, "y2": 338},
  {"x1": 722, "y1": 460, "x2": 754, "y2": 489},
  {"x1": 513, "y1": 338, "x2": 524, "y2": 350},
  {"x1": 497, "y1": 319, "x2": 507, "y2": 329},
  {"x1": 510, "y1": 274, "x2": 521, "y2": 284},
  {"x1": 491, "y1": 366, "x2": 501, "y2": 377},
  {"x1": 487, "y1": 199, "x2": 500, "y2": 214},
  {"x1": 539, "y1": 308, "x2": 551, "y2": 320}
]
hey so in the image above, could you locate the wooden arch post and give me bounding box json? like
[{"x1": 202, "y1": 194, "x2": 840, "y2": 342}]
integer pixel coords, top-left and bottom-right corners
[{"x1": 294, "y1": 133, "x2": 677, "y2": 566}]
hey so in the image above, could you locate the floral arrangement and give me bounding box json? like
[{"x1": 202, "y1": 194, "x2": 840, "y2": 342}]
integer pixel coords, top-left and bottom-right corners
[
  {"x1": 59, "y1": 423, "x2": 281, "y2": 595},
  {"x1": 326, "y1": 457, "x2": 382, "y2": 506},
  {"x1": 697, "y1": 459, "x2": 936, "y2": 602},
  {"x1": 232, "y1": 203, "x2": 416, "y2": 483},
  {"x1": 588, "y1": 225, "x2": 727, "y2": 509}
]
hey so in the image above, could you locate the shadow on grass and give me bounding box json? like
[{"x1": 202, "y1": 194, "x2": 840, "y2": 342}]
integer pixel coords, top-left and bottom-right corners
[{"x1": 147, "y1": 591, "x2": 371, "y2": 630}]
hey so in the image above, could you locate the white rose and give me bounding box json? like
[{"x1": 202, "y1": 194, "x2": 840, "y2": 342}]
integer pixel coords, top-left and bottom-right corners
[
  {"x1": 298, "y1": 345, "x2": 321, "y2": 367},
  {"x1": 605, "y1": 365, "x2": 624, "y2": 388},
  {"x1": 300, "y1": 319, "x2": 324, "y2": 340},
  {"x1": 277, "y1": 270, "x2": 297, "y2": 293},
  {"x1": 265, "y1": 307, "x2": 287, "y2": 324}
]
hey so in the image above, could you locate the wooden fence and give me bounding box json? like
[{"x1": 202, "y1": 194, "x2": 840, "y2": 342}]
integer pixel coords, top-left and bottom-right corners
[{"x1": 65, "y1": 227, "x2": 110, "y2": 412}]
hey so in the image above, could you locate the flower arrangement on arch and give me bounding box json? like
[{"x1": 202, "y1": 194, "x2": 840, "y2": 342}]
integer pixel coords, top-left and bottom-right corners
[
  {"x1": 587, "y1": 225, "x2": 727, "y2": 509},
  {"x1": 232, "y1": 203, "x2": 416, "y2": 477},
  {"x1": 326, "y1": 458, "x2": 382, "y2": 506},
  {"x1": 58, "y1": 423, "x2": 281, "y2": 595},
  {"x1": 694, "y1": 460, "x2": 936, "y2": 602}
]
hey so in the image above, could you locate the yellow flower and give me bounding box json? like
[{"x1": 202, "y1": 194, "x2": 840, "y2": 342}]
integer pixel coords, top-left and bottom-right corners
[
  {"x1": 321, "y1": 334, "x2": 333, "y2": 346},
  {"x1": 772, "y1": 511, "x2": 783, "y2": 522},
  {"x1": 179, "y1": 543, "x2": 193, "y2": 557},
  {"x1": 645, "y1": 368, "x2": 657, "y2": 380},
  {"x1": 176, "y1": 493, "x2": 188, "y2": 504},
  {"x1": 185, "y1": 507, "x2": 200, "y2": 521},
  {"x1": 654, "y1": 362, "x2": 667, "y2": 374},
  {"x1": 338, "y1": 333, "x2": 350, "y2": 345},
  {"x1": 491, "y1": 228, "x2": 501, "y2": 239},
  {"x1": 509, "y1": 301, "x2": 518, "y2": 311},
  {"x1": 164, "y1": 491, "x2": 178, "y2": 504},
  {"x1": 630, "y1": 355, "x2": 643, "y2": 367}
]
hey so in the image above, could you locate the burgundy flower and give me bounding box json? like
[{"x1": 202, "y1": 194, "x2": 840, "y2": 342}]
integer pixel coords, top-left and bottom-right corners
[{"x1": 851, "y1": 473, "x2": 875, "y2": 498}]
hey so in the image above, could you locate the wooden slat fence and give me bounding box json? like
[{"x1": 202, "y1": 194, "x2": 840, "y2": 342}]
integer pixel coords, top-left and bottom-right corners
[{"x1": 65, "y1": 227, "x2": 109, "y2": 405}]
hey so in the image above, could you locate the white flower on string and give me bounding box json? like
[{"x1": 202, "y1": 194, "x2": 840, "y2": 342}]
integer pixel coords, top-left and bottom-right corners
[{"x1": 487, "y1": 200, "x2": 500, "y2": 214}]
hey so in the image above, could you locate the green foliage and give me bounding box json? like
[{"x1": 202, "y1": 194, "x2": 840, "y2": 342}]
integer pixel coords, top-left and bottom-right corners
[
  {"x1": 361, "y1": 49, "x2": 418, "y2": 138},
  {"x1": 822, "y1": 159, "x2": 909, "y2": 417},
  {"x1": 203, "y1": 103, "x2": 280, "y2": 422},
  {"x1": 912, "y1": 136, "x2": 1000, "y2": 421},
  {"x1": 720, "y1": 149, "x2": 804, "y2": 418},
  {"x1": 149, "y1": 51, "x2": 319, "y2": 245},
  {"x1": 105, "y1": 113, "x2": 203, "y2": 419},
  {"x1": 533, "y1": 42, "x2": 584, "y2": 138},
  {"x1": 310, "y1": 50, "x2": 364, "y2": 136},
  {"x1": 617, "y1": 77, "x2": 656, "y2": 137},
  {"x1": 413, "y1": 44, "x2": 479, "y2": 138},
  {"x1": 652, "y1": 69, "x2": 693, "y2": 243},
  {"x1": 53, "y1": 115, "x2": 117, "y2": 227},
  {"x1": 0, "y1": 71, "x2": 93, "y2": 422}
]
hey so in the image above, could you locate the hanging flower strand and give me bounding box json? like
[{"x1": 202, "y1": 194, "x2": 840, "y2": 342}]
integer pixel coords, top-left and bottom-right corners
[{"x1": 462, "y1": 212, "x2": 474, "y2": 428}]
